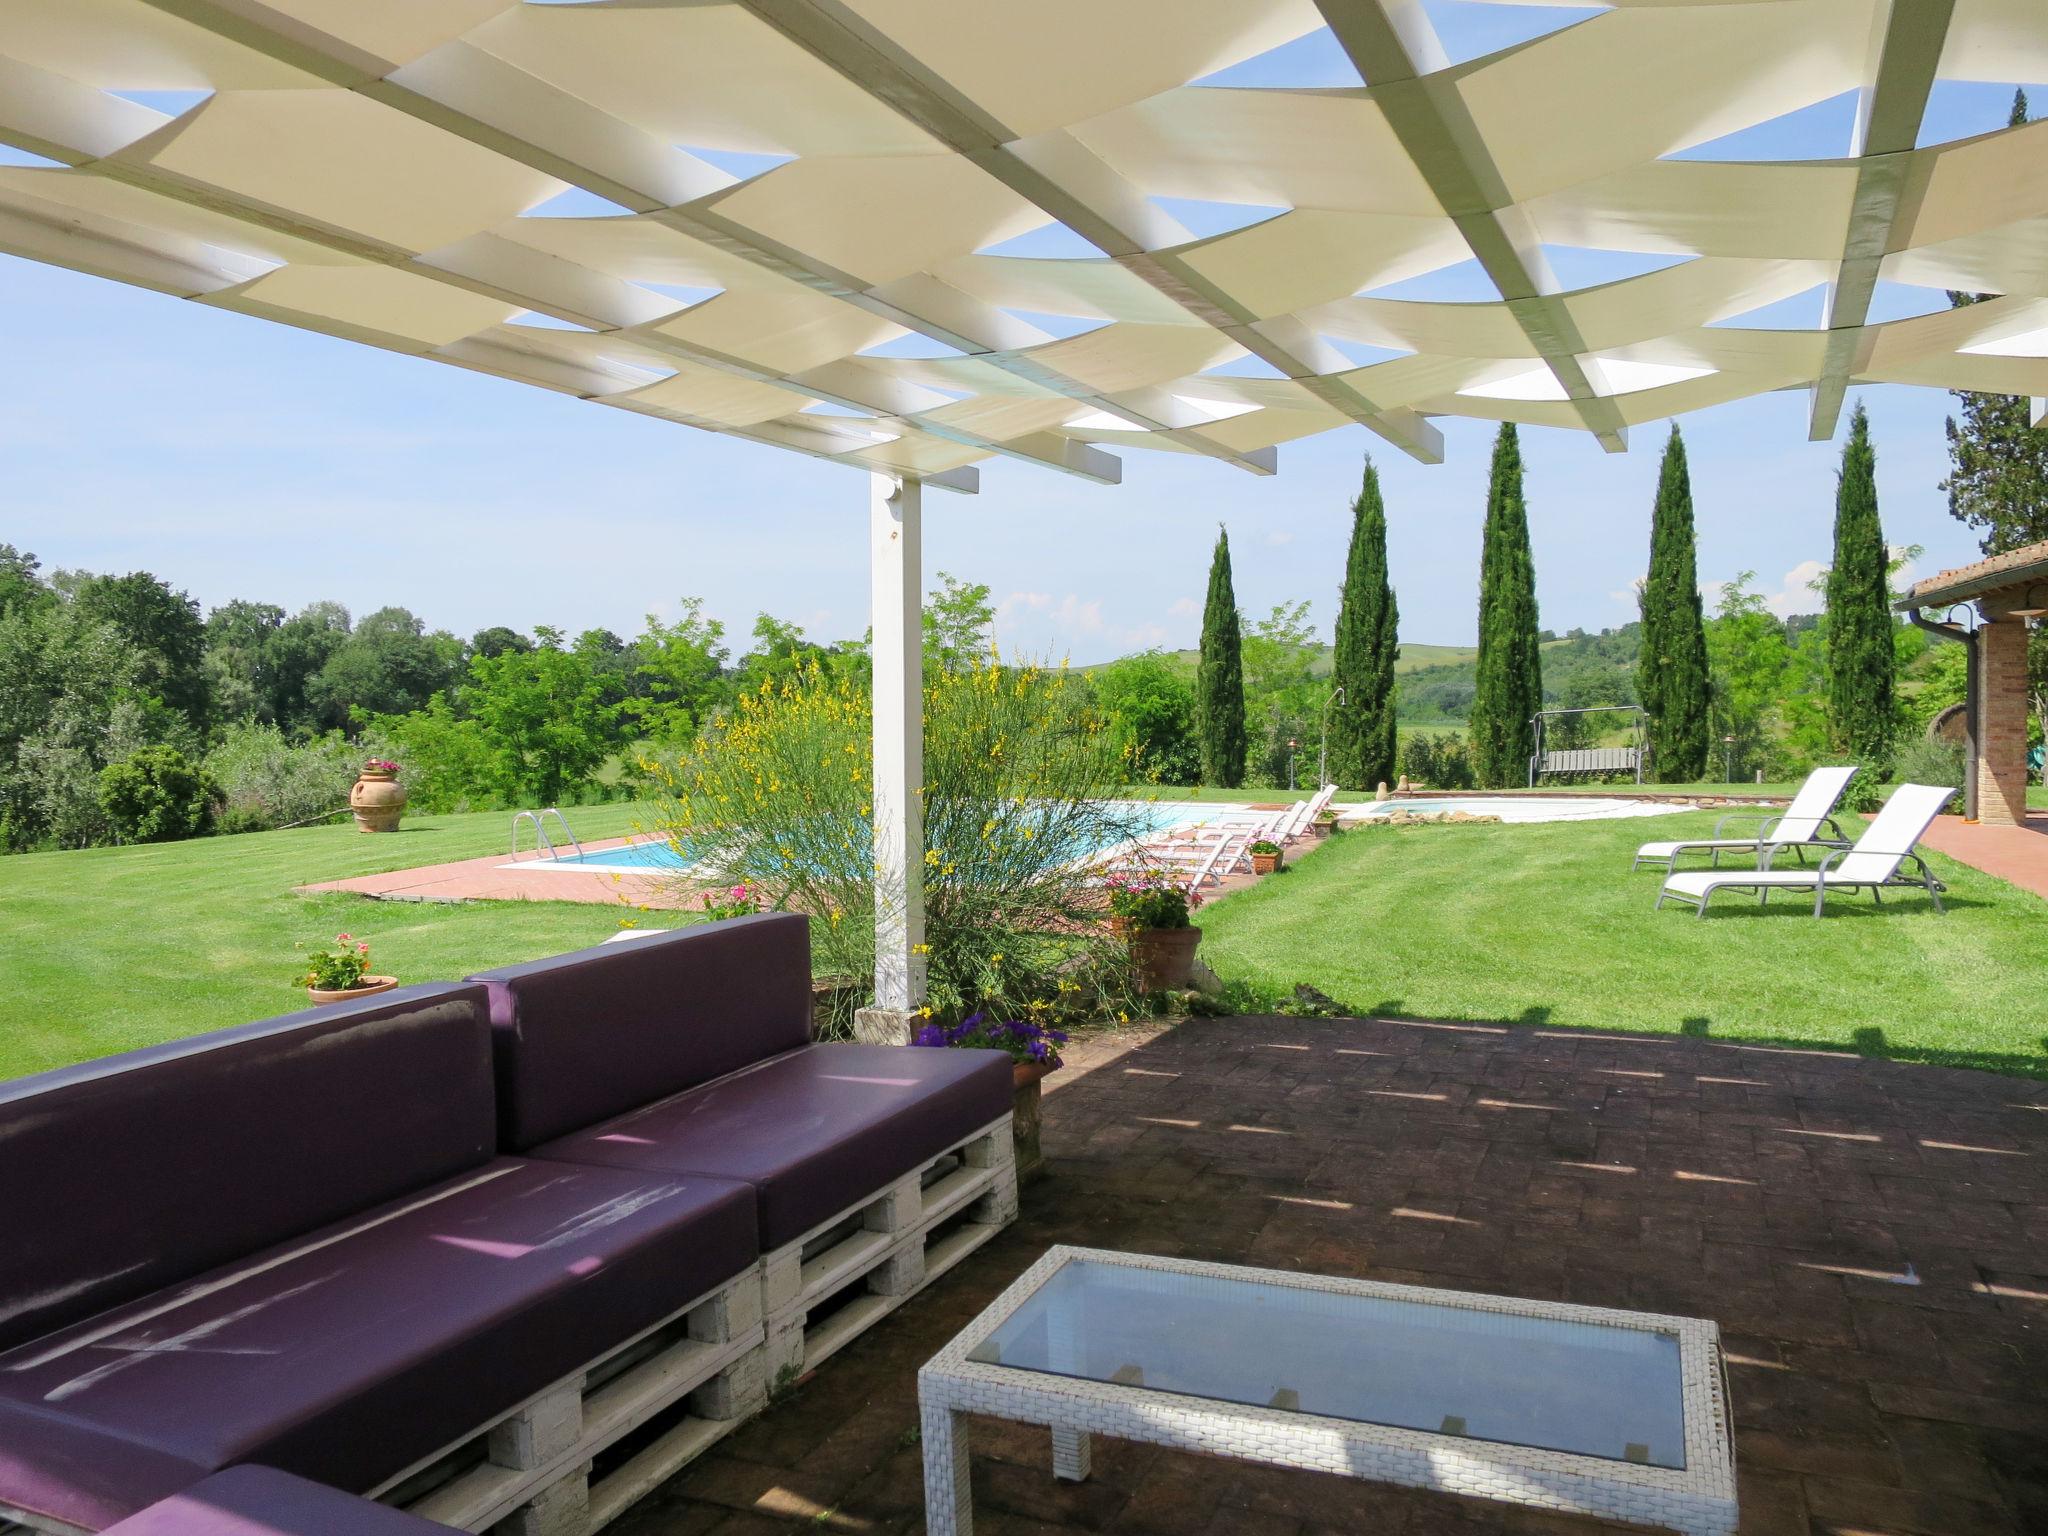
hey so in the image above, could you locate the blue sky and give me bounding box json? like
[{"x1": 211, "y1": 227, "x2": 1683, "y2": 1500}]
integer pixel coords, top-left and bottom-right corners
[{"x1": 1, "y1": 12, "x2": 2033, "y2": 661}]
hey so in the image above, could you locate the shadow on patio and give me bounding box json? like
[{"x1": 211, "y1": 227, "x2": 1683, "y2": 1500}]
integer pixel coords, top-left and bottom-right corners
[{"x1": 619, "y1": 1014, "x2": 2048, "y2": 1536}]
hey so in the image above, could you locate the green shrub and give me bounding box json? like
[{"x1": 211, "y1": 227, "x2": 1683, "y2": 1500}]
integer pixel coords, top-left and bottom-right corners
[
  {"x1": 205, "y1": 724, "x2": 357, "y2": 832},
  {"x1": 1399, "y1": 730, "x2": 1476, "y2": 789},
  {"x1": 1891, "y1": 735, "x2": 1966, "y2": 791},
  {"x1": 97, "y1": 745, "x2": 216, "y2": 843},
  {"x1": 642, "y1": 658, "x2": 1147, "y2": 1027}
]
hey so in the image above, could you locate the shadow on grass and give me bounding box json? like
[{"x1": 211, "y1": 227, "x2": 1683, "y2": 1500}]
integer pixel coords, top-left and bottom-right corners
[{"x1": 1223, "y1": 991, "x2": 2048, "y2": 1082}]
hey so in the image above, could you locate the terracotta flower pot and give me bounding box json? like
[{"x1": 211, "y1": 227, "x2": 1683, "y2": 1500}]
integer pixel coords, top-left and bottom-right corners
[
  {"x1": 349, "y1": 769, "x2": 407, "y2": 833},
  {"x1": 1011, "y1": 1060, "x2": 1054, "y2": 1185},
  {"x1": 307, "y1": 974, "x2": 398, "y2": 1005},
  {"x1": 1127, "y1": 923, "x2": 1202, "y2": 993},
  {"x1": 1251, "y1": 849, "x2": 1283, "y2": 875}
]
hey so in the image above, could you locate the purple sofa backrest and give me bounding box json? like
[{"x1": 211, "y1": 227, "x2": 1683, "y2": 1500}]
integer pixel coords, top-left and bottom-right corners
[
  {"x1": 0, "y1": 984, "x2": 494, "y2": 1352},
  {"x1": 471, "y1": 913, "x2": 813, "y2": 1151}
]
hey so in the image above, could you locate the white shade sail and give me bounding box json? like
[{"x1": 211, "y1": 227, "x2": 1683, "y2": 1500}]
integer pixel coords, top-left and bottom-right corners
[{"x1": 4, "y1": 0, "x2": 2046, "y2": 487}]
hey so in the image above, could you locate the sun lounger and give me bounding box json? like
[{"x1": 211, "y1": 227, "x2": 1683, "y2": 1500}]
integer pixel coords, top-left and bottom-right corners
[
  {"x1": 1208, "y1": 784, "x2": 1336, "y2": 845},
  {"x1": 1631, "y1": 765, "x2": 1857, "y2": 871},
  {"x1": 1112, "y1": 826, "x2": 1250, "y2": 889},
  {"x1": 1655, "y1": 783, "x2": 1955, "y2": 918}
]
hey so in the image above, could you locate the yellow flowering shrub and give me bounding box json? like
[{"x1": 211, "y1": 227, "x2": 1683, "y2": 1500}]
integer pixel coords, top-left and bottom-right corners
[{"x1": 642, "y1": 656, "x2": 1148, "y2": 1029}]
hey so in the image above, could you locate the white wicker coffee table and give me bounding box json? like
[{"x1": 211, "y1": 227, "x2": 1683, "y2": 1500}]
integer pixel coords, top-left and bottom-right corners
[{"x1": 918, "y1": 1247, "x2": 1735, "y2": 1535}]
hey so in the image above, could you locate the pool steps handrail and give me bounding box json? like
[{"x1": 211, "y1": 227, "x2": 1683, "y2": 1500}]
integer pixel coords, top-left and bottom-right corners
[{"x1": 509, "y1": 808, "x2": 586, "y2": 864}]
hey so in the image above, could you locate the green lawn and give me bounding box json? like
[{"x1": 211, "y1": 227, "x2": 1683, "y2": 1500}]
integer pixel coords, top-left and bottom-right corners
[
  {"x1": 1196, "y1": 810, "x2": 2048, "y2": 1079},
  {"x1": 0, "y1": 803, "x2": 691, "y2": 1078}
]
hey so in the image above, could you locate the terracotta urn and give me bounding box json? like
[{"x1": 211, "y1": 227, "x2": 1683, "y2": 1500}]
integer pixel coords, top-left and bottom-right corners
[
  {"x1": 1011, "y1": 1060, "x2": 1054, "y2": 1184},
  {"x1": 1251, "y1": 847, "x2": 1283, "y2": 875},
  {"x1": 1126, "y1": 923, "x2": 1202, "y2": 993},
  {"x1": 307, "y1": 974, "x2": 398, "y2": 1005},
  {"x1": 349, "y1": 766, "x2": 407, "y2": 833}
]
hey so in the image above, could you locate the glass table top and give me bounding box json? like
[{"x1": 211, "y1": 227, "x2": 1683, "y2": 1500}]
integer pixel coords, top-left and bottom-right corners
[{"x1": 969, "y1": 1259, "x2": 1687, "y2": 1470}]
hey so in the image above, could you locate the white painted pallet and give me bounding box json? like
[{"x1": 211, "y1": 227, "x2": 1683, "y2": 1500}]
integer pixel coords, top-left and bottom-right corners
[
  {"x1": 761, "y1": 1115, "x2": 1018, "y2": 1390},
  {"x1": 376, "y1": 1263, "x2": 766, "y2": 1535}
]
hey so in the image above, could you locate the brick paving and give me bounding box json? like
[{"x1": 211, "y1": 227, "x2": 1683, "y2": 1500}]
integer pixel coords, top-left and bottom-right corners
[
  {"x1": 1922, "y1": 812, "x2": 2048, "y2": 902},
  {"x1": 622, "y1": 1016, "x2": 2048, "y2": 1536}
]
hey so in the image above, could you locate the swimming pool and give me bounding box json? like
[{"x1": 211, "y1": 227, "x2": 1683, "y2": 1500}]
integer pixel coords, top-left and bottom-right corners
[
  {"x1": 1352, "y1": 796, "x2": 1688, "y2": 824},
  {"x1": 518, "y1": 799, "x2": 1228, "y2": 874}
]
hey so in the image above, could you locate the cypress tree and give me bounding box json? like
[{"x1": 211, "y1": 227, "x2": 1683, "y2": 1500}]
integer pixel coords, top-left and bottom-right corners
[
  {"x1": 1470, "y1": 423, "x2": 1543, "y2": 787},
  {"x1": 1825, "y1": 403, "x2": 1895, "y2": 768},
  {"x1": 1330, "y1": 458, "x2": 1400, "y2": 788},
  {"x1": 1195, "y1": 525, "x2": 1247, "y2": 788},
  {"x1": 1637, "y1": 425, "x2": 1711, "y2": 780}
]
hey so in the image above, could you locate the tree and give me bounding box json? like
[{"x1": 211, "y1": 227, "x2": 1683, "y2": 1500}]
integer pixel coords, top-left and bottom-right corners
[
  {"x1": 470, "y1": 626, "x2": 532, "y2": 661},
  {"x1": 923, "y1": 571, "x2": 996, "y2": 673},
  {"x1": 463, "y1": 627, "x2": 618, "y2": 804},
  {"x1": 69, "y1": 570, "x2": 210, "y2": 732},
  {"x1": 1637, "y1": 425, "x2": 1711, "y2": 780},
  {"x1": 1194, "y1": 526, "x2": 1247, "y2": 787},
  {"x1": 1242, "y1": 600, "x2": 1318, "y2": 785},
  {"x1": 0, "y1": 545, "x2": 51, "y2": 619},
  {"x1": 1330, "y1": 457, "x2": 1399, "y2": 788},
  {"x1": 1942, "y1": 91, "x2": 2048, "y2": 556},
  {"x1": 203, "y1": 599, "x2": 286, "y2": 729},
  {"x1": 1091, "y1": 652, "x2": 1197, "y2": 784},
  {"x1": 1470, "y1": 423, "x2": 1543, "y2": 786},
  {"x1": 627, "y1": 599, "x2": 731, "y2": 744},
  {"x1": 1825, "y1": 403, "x2": 1897, "y2": 768},
  {"x1": 1704, "y1": 573, "x2": 1793, "y2": 780},
  {"x1": 267, "y1": 602, "x2": 351, "y2": 735},
  {"x1": 307, "y1": 606, "x2": 461, "y2": 729}
]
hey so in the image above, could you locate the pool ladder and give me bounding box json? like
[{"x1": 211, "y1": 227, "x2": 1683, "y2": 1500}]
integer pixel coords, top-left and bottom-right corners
[{"x1": 510, "y1": 807, "x2": 585, "y2": 863}]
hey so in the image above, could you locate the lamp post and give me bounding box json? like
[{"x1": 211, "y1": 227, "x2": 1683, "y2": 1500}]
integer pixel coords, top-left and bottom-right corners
[
  {"x1": 1722, "y1": 734, "x2": 1735, "y2": 784},
  {"x1": 1319, "y1": 685, "x2": 1347, "y2": 789},
  {"x1": 1288, "y1": 738, "x2": 1299, "y2": 791}
]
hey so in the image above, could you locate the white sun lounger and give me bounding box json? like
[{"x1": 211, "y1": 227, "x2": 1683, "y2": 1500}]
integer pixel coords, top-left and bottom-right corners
[
  {"x1": 1208, "y1": 784, "x2": 1337, "y2": 845},
  {"x1": 1631, "y1": 765, "x2": 1858, "y2": 872},
  {"x1": 1109, "y1": 826, "x2": 1250, "y2": 890},
  {"x1": 1656, "y1": 783, "x2": 1955, "y2": 918}
]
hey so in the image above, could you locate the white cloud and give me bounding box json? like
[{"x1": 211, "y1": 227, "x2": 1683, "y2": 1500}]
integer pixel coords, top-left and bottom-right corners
[
  {"x1": 1265, "y1": 529, "x2": 1295, "y2": 546},
  {"x1": 1167, "y1": 596, "x2": 1200, "y2": 619},
  {"x1": 995, "y1": 590, "x2": 1173, "y2": 657}
]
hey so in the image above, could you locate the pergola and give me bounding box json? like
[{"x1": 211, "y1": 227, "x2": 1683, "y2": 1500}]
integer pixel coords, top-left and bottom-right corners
[
  {"x1": 1905, "y1": 538, "x2": 2047, "y2": 827},
  {"x1": 5, "y1": 0, "x2": 2047, "y2": 1022}
]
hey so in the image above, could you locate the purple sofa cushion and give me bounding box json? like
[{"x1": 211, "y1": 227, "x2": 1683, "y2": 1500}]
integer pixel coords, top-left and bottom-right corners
[
  {"x1": 0, "y1": 1401, "x2": 205, "y2": 1533},
  {"x1": 102, "y1": 1467, "x2": 458, "y2": 1536},
  {"x1": 0, "y1": 1158, "x2": 756, "y2": 1503},
  {"x1": 471, "y1": 914, "x2": 813, "y2": 1151},
  {"x1": 532, "y1": 1043, "x2": 1013, "y2": 1249},
  {"x1": 0, "y1": 984, "x2": 494, "y2": 1353}
]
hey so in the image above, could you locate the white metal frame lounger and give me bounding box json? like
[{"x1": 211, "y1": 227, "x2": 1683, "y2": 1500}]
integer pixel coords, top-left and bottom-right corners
[
  {"x1": 1655, "y1": 783, "x2": 1955, "y2": 919},
  {"x1": 1631, "y1": 765, "x2": 1858, "y2": 872}
]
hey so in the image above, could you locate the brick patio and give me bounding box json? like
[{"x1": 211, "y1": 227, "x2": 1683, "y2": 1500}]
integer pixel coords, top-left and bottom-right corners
[{"x1": 619, "y1": 1014, "x2": 2048, "y2": 1536}]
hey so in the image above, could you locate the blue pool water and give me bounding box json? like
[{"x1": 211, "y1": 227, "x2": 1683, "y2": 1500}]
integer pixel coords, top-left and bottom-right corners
[{"x1": 541, "y1": 800, "x2": 1211, "y2": 873}]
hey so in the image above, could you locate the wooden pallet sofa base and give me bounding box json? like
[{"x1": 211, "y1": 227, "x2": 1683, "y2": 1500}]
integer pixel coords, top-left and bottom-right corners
[
  {"x1": 381, "y1": 1263, "x2": 765, "y2": 1535},
  {"x1": 762, "y1": 1114, "x2": 1019, "y2": 1385}
]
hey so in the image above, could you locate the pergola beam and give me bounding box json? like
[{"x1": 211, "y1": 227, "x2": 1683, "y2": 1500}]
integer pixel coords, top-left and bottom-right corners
[
  {"x1": 734, "y1": 0, "x2": 1441, "y2": 465},
  {"x1": 1316, "y1": 0, "x2": 1628, "y2": 452},
  {"x1": 108, "y1": 2, "x2": 1125, "y2": 487},
  {"x1": 1807, "y1": 0, "x2": 1956, "y2": 441}
]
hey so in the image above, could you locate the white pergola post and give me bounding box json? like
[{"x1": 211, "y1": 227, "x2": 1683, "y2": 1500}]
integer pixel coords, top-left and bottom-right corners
[{"x1": 854, "y1": 471, "x2": 927, "y2": 1042}]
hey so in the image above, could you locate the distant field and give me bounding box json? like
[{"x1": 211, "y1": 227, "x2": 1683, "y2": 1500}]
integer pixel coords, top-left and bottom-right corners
[{"x1": 1079, "y1": 639, "x2": 1485, "y2": 678}]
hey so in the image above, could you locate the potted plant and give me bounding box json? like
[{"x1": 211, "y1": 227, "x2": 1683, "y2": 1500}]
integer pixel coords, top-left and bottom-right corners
[
  {"x1": 700, "y1": 882, "x2": 760, "y2": 921},
  {"x1": 914, "y1": 1012, "x2": 1068, "y2": 1183},
  {"x1": 1249, "y1": 838, "x2": 1284, "y2": 874},
  {"x1": 1312, "y1": 809, "x2": 1341, "y2": 839},
  {"x1": 299, "y1": 932, "x2": 397, "y2": 1004},
  {"x1": 349, "y1": 758, "x2": 407, "y2": 833},
  {"x1": 1106, "y1": 873, "x2": 1202, "y2": 992}
]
